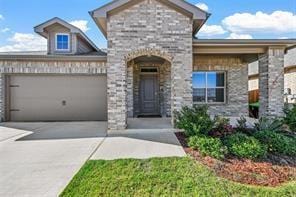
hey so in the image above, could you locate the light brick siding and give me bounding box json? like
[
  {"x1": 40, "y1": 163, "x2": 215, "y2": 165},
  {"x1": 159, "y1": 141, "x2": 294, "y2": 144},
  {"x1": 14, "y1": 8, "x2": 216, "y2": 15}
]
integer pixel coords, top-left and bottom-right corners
[
  {"x1": 0, "y1": 60, "x2": 107, "y2": 121},
  {"x1": 107, "y1": 0, "x2": 193, "y2": 130},
  {"x1": 249, "y1": 78, "x2": 259, "y2": 91},
  {"x1": 127, "y1": 61, "x2": 171, "y2": 117},
  {"x1": 284, "y1": 68, "x2": 296, "y2": 103},
  {"x1": 259, "y1": 48, "x2": 285, "y2": 117},
  {"x1": 193, "y1": 55, "x2": 249, "y2": 117},
  {"x1": 248, "y1": 70, "x2": 296, "y2": 104}
]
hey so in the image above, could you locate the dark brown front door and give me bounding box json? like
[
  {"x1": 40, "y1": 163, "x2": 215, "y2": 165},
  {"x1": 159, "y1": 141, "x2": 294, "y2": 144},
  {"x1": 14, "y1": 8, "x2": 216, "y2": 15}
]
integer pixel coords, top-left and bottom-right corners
[{"x1": 140, "y1": 74, "x2": 159, "y2": 115}]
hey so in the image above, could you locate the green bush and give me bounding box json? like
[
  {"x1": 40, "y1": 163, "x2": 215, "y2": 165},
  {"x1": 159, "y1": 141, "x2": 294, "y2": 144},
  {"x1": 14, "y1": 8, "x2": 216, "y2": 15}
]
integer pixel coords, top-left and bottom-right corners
[
  {"x1": 188, "y1": 136, "x2": 228, "y2": 159},
  {"x1": 253, "y1": 130, "x2": 296, "y2": 156},
  {"x1": 175, "y1": 105, "x2": 214, "y2": 137},
  {"x1": 236, "y1": 116, "x2": 248, "y2": 133},
  {"x1": 209, "y1": 116, "x2": 235, "y2": 137},
  {"x1": 224, "y1": 133, "x2": 267, "y2": 159},
  {"x1": 283, "y1": 104, "x2": 296, "y2": 131},
  {"x1": 254, "y1": 117, "x2": 283, "y2": 132}
]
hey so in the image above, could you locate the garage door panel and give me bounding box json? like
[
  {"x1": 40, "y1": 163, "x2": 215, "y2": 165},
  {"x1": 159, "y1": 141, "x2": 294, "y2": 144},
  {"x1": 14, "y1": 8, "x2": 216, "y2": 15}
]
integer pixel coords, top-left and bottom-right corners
[{"x1": 9, "y1": 75, "x2": 107, "y2": 121}]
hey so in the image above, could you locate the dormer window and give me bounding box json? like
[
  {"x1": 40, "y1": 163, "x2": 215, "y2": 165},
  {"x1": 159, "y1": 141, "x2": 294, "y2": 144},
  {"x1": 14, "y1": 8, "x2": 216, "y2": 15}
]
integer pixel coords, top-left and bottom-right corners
[{"x1": 56, "y1": 33, "x2": 69, "y2": 51}]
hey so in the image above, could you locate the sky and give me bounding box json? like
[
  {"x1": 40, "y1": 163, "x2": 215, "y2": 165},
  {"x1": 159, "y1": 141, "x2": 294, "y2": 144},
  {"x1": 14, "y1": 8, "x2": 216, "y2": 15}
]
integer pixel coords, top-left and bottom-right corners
[{"x1": 0, "y1": 0, "x2": 295, "y2": 52}]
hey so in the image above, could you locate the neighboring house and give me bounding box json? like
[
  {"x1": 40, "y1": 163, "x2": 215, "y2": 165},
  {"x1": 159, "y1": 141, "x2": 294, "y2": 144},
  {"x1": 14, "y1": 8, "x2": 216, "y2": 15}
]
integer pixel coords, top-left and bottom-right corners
[
  {"x1": 249, "y1": 48, "x2": 296, "y2": 104},
  {"x1": 0, "y1": 0, "x2": 295, "y2": 130}
]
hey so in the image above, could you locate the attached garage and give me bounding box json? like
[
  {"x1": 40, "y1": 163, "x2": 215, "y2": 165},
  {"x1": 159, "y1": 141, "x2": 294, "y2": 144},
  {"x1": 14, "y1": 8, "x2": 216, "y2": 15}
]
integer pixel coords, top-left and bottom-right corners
[{"x1": 6, "y1": 75, "x2": 107, "y2": 122}]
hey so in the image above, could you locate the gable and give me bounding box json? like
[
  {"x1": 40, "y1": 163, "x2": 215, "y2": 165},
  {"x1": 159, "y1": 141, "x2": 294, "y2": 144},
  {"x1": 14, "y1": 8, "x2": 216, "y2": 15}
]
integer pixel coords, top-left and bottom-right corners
[
  {"x1": 44, "y1": 23, "x2": 71, "y2": 33},
  {"x1": 34, "y1": 17, "x2": 99, "y2": 52},
  {"x1": 90, "y1": 0, "x2": 209, "y2": 37}
]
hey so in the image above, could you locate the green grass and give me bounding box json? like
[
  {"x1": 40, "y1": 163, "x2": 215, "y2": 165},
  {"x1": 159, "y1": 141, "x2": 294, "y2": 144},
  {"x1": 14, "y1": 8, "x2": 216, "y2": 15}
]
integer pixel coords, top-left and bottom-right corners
[{"x1": 61, "y1": 157, "x2": 296, "y2": 197}]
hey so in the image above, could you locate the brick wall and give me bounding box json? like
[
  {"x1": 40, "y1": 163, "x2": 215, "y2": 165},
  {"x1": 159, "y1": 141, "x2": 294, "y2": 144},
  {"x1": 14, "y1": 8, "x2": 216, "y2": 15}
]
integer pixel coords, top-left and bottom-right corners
[
  {"x1": 107, "y1": 0, "x2": 193, "y2": 129},
  {"x1": 193, "y1": 55, "x2": 249, "y2": 117}
]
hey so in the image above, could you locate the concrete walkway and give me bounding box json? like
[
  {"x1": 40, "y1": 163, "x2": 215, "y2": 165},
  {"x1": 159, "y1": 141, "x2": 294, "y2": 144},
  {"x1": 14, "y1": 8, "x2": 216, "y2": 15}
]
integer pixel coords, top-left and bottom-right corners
[{"x1": 91, "y1": 128, "x2": 186, "y2": 160}]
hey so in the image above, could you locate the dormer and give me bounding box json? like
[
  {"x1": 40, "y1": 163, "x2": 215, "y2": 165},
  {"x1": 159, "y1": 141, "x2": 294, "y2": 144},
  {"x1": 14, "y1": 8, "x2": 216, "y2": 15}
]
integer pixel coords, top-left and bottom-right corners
[{"x1": 34, "y1": 17, "x2": 100, "y2": 55}]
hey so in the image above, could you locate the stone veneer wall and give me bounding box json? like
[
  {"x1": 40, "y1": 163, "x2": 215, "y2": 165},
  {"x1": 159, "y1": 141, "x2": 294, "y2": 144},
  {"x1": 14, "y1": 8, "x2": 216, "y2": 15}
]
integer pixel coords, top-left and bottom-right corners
[
  {"x1": 107, "y1": 0, "x2": 193, "y2": 129},
  {"x1": 259, "y1": 48, "x2": 285, "y2": 117},
  {"x1": 127, "y1": 61, "x2": 171, "y2": 117},
  {"x1": 0, "y1": 60, "x2": 107, "y2": 121},
  {"x1": 285, "y1": 68, "x2": 296, "y2": 100},
  {"x1": 193, "y1": 55, "x2": 249, "y2": 117}
]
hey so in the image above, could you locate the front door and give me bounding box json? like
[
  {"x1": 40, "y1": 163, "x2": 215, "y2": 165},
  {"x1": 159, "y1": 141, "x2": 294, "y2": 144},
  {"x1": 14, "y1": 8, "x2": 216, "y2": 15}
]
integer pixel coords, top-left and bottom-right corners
[{"x1": 140, "y1": 74, "x2": 159, "y2": 116}]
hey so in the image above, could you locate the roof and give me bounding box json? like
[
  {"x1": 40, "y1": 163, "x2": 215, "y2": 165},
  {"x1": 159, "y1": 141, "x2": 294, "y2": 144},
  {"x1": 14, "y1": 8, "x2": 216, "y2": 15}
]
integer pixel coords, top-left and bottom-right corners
[
  {"x1": 193, "y1": 39, "x2": 296, "y2": 47},
  {"x1": 193, "y1": 39, "x2": 296, "y2": 54},
  {"x1": 34, "y1": 17, "x2": 101, "y2": 52},
  {"x1": 89, "y1": 0, "x2": 210, "y2": 37},
  {"x1": 0, "y1": 51, "x2": 107, "y2": 61}
]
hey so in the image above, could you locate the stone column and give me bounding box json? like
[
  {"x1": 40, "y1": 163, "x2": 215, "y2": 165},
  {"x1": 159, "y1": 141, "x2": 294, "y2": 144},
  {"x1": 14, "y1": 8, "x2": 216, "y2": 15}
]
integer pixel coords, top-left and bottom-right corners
[
  {"x1": 107, "y1": 54, "x2": 128, "y2": 130},
  {"x1": 171, "y1": 53, "x2": 193, "y2": 119},
  {"x1": 259, "y1": 47, "x2": 285, "y2": 118}
]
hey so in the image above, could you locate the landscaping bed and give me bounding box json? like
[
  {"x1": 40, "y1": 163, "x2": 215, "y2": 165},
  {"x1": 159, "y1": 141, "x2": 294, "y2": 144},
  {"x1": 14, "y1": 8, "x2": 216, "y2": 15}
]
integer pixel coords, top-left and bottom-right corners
[
  {"x1": 174, "y1": 104, "x2": 296, "y2": 187},
  {"x1": 175, "y1": 132, "x2": 296, "y2": 187}
]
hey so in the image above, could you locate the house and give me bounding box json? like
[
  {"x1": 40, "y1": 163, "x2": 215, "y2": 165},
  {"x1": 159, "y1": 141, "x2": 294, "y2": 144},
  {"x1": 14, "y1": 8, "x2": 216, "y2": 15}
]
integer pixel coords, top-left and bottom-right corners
[
  {"x1": 0, "y1": 0, "x2": 295, "y2": 130},
  {"x1": 249, "y1": 48, "x2": 296, "y2": 104}
]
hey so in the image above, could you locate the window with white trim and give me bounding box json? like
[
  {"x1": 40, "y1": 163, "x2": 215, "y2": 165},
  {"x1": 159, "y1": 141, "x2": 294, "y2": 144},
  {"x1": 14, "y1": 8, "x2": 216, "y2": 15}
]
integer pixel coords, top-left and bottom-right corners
[
  {"x1": 56, "y1": 34, "x2": 69, "y2": 50},
  {"x1": 193, "y1": 71, "x2": 226, "y2": 103}
]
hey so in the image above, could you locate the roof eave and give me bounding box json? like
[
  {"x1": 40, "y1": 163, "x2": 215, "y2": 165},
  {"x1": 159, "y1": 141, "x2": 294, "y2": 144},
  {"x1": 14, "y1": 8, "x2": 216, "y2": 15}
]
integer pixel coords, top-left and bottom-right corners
[
  {"x1": 89, "y1": 11, "x2": 107, "y2": 38},
  {"x1": 193, "y1": 39, "x2": 296, "y2": 48},
  {"x1": 193, "y1": 13, "x2": 211, "y2": 37},
  {"x1": 0, "y1": 54, "x2": 107, "y2": 61}
]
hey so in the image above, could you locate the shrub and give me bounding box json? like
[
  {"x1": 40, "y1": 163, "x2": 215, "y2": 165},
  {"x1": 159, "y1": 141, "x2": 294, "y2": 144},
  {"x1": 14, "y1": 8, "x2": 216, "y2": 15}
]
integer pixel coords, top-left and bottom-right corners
[
  {"x1": 253, "y1": 130, "x2": 296, "y2": 156},
  {"x1": 188, "y1": 136, "x2": 228, "y2": 159},
  {"x1": 236, "y1": 116, "x2": 248, "y2": 133},
  {"x1": 224, "y1": 133, "x2": 267, "y2": 159},
  {"x1": 209, "y1": 116, "x2": 235, "y2": 137},
  {"x1": 254, "y1": 117, "x2": 283, "y2": 132},
  {"x1": 283, "y1": 104, "x2": 296, "y2": 131},
  {"x1": 175, "y1": 105, "x2": 214, "y2": 137}
]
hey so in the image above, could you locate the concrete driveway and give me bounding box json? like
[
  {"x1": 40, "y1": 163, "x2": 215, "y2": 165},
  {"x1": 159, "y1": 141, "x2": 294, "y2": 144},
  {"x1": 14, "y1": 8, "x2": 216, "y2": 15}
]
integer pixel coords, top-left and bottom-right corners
[
  {"x1": 0, "y1": 120, "x2": 185, "y2": 197},
  {"x1": 0, "y1": 122, "x2": 107, "y2": 197}
]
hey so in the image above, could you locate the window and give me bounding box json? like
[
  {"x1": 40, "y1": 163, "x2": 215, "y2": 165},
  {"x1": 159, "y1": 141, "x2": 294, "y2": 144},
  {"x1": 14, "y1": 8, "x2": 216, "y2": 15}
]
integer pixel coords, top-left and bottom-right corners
[
  {"x1": 56, "y1": 34, "x2": 69, "y2": 50},
  {"x1": 193, "y1": 72, "x2": 226, "y2": 103}
]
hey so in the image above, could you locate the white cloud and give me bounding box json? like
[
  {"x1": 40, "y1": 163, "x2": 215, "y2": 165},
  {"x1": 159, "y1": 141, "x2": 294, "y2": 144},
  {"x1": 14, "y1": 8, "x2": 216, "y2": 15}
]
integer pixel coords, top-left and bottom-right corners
[
  {"x1": 70, "y1": 20, "x2": 90, "y2": 32},
  {"x1": 0, "y1": 14, "x2": 3, "y2": 20},
  {"x1": 223, "y1": 11, "x2": 296, "y2": 34},
  {"x1": 198, "y1": 24, "x2": 226, "y2": 36},
  {"x1": 227, "y1": 33, "x2": 253, "y2": 39},
  {"x1": 1, "y1": 28, "x2": 10, "y2": 33},
  {"x1": 0, "y1": 33, "x2": 47, "y2": 52},
  {"x1": 195, "y1": 3, "x2": 209, "y2": 12}
]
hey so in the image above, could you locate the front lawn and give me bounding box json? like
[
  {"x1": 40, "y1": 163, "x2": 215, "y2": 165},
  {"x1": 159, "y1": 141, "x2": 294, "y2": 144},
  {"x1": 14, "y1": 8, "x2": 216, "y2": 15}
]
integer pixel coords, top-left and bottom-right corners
[{"x1": 61, "y1": 157, "x2": 295, "y2": 197}]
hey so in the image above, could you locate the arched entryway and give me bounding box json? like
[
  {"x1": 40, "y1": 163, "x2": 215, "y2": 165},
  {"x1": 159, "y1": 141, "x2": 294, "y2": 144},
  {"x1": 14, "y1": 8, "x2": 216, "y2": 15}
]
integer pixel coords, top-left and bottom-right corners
[{"x1": 127, "y1": 55, "x2": 172, "y2": 119}]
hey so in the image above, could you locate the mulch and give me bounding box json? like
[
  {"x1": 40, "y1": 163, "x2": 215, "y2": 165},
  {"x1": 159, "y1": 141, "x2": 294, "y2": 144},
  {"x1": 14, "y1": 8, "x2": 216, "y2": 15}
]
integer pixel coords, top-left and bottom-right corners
[{"x1": 175, "y1": 132, "x2": 296, "y2": 187}]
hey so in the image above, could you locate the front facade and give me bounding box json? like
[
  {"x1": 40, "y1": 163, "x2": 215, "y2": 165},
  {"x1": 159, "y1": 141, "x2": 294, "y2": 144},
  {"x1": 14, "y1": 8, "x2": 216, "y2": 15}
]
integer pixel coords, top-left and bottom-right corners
[{"x1": 0, "y1": 0, "x2": 295, "y2": 130}]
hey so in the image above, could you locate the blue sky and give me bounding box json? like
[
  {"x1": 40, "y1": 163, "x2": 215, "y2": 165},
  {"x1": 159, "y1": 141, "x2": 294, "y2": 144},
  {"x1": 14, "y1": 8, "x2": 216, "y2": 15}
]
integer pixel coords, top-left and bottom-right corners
[{"x1": 0, "y1": 0, "x2": 295, "y2": 51}]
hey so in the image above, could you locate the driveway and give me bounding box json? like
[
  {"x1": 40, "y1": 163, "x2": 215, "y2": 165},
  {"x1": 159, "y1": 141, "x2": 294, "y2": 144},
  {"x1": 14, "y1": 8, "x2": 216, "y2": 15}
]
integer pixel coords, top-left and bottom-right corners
[
  {"x1": 0, "y1": 120, "x2": 185, "y2": 197},
  {"x1": 0, "y1": 122, "x2": 107, "y2": 197}
]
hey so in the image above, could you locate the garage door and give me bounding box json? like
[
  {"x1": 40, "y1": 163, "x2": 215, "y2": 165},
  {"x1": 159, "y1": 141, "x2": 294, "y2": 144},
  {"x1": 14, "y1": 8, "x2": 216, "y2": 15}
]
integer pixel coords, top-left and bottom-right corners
[{"x1": 8, "y1": 75, "x2": 107, "y2": 121}]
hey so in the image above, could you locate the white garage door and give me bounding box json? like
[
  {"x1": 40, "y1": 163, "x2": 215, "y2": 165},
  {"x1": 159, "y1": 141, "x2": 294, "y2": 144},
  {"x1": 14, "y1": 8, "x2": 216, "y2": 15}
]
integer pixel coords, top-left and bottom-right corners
[{"x1": 8, "y1": 75, "x2": 107, "y2": 121}]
